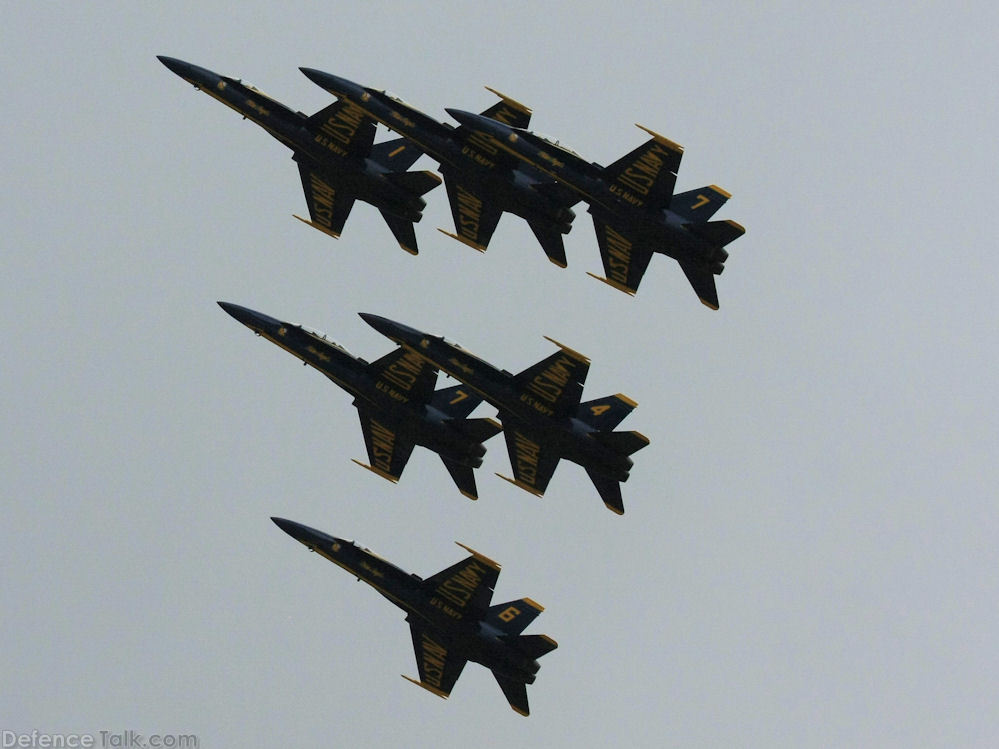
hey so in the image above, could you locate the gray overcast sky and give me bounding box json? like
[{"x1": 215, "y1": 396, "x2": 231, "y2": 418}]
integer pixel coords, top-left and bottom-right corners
[{"x1": 4, "y1": 2, "x2": 998, "y2": 746}]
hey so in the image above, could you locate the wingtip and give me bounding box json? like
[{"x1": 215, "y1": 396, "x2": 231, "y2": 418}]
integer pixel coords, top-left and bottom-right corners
[
  {"x1": 586, "y1": 272, "x2": 637, "y2": 296},
  {"x1": 437, "y1": 228, "x2": 487, "y2": 252}
]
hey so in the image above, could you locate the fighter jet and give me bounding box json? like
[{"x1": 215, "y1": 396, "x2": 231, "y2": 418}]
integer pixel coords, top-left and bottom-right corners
[
  {"x1": 219, "y1": 302, "x2": 501, "y2": 499},
  {"x1": 446, "y1": 108, "x2": 745, "y2": 308},
  {"x1": 299, "y1": 68, "x2": 579, "y2": 266},
  {"x1": 157, "y1": 56, "x2": 441, "y2": 254},
  {"x1": 360, "y1": 314, "x2": 648, "y2": 514},
  {"x1": 272, "y1": 517, "x2": 556, "y2": 715}
]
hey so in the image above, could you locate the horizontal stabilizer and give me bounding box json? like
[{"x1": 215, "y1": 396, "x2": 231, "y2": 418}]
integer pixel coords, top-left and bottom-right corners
[
  {"x1": 440, "y1": 457, "x2": 479, "y2": 501},
  {"x1": 576, "y1": 393, "x2": 638, "y2": 431},
  {"x1": 486, "y1": 598, "x2": 544, "y2": 636},
  {"x1": 379, "y1": 210, "x2": 419, "y2": 255},
  {"x1": 517, "y1": 633, "x2": 558, "y2": 659},
  {"x1": 686, "y1": 218, "x2": 745, "y2": 247},
  {"x1": 383, "y1": 169, "x2": 443, "y2": 197},
  {"x1": 370, "y1": 136, "x2": 424, "y2": 171},
  {"x1": 430, "y1": 384, "x2": 483, "y2": 419},
  {"x1": 455, "y1": 417, "x2": 503, "y2": 445},
  {"x1": 670, "y1": 185, "x2": 731, "y2": 222},
  {"x1": 591, "y1": 429, "x2": 650, "y2": 456},
  {"x1": 585, "y1": 468, "x2": 625, "y2": 515},
  {"x1": 527, "y1": 218, "x2": 568, "y2": 268},
  {"x1": 493, "y1": 672, "x2": 530, "y2": 716}
]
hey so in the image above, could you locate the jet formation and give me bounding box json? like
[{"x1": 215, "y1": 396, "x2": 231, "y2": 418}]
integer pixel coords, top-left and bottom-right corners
[
  {"x1": 219, "y1": 302, "x2": 501, "y2": 499},
  {"x1": 157, "y1": 56, "x2": 441, "y2": 254},
  {"x1": 160, "y1": 56, "x2": 745, "y2": 306},
  {"x1": 361, "y1": 314, "x2": 649, "y2": 515},
  {"x1": 272, "y1": 517, "x2": 557, "y2": 715},
  {"x1": 161, "y1": 54, "x2": 749, "y2": 715}
]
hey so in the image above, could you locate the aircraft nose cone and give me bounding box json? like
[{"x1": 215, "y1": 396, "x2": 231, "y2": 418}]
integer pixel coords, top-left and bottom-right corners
[
  {"x1": 358, "y1": 313, "x2": 425, "y2": 345},
  {"x1": 299, "y1": 67, "x2": 356, "y2": 97},
  {"x1": 445, "y1": 108, "x2": 487, "y2": 129},
  {"x1": 157, "y1": 55, "x2": 190, "y2": 76},
  {"x1": 218, "y1": 301, "x2": 285, "y2": 334},
  {"x1": 272, "y1": 517, "x2": 341, "y2": 550}
]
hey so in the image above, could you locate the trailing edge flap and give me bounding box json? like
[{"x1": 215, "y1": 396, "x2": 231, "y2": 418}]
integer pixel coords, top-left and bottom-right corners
[
  {"x1": 409, "y1": 625, "x2": 466, "y2": 698},
  {"x1": 502, "y1": 426, "x2": 561, "y2": 496},
  {"x1": 685, "y1": 218, "x2": 745, "y2": 247},
  {"x1": 379, "y1": 210, "x2": 419, "y2": 255},
  {"x1": 670, "y1": 185, "x2": 730, "y2": 222},
  {"x1": 440, "y1": 457, "x2": 479, "y2": 500},
  {"x1": 430, "y1": 384, "x2": 484, "y2": 419},
  {"x1": 590, "y1": 429, "x2": 650, "y2": 456},
  {"x1": 370, "y1": 135, "x2": 424, "y2": 171},
  {"x1": 295, "y1": 158, "x2": 355, "y2": 237},
  {"x1": 486, "y1": 598, "x2": 544, "y2": 637},
  {"x1": 584, "y1": 467, "x2": 625, "y2": 515},
  {"x1": 603, "y1": 131, "x2": 683, "y2": 211},
  {"x1": 383, "y1": 169, "x2": 442, "y2": 197},
  {"x1": 592, "y1": 216, "x2": 655, "y2": 295},
  {"x1": 305, "y1": 100, "x2": 376, "y2": 159},
  {"x1": 420, "y1": 548, "x2": 500, "y2": 618},
  {"x1": 678, "y1": 258, "x2": 720, "y2": 310},
  {"x1": 493, "y1": 672, "x2": 531, "y2": 716},
  {"x1": 356, "y1": 406, "x2": 415, "y2": 481},
  {"x1": 527, "y1": 219, "x2": 568, "y2": 268},
  {"x1": 366, "y1": 347, "x2": 439, "y2": 405},
  {"x1": 442, "y1": 177, "x2": 503, "y2": 251},
  {"x1": 513, "y1": 342, "x2": 590, "y2": 416},
  {"x1": 576, "y1": 393, "x2": 638, "y2": 431}
]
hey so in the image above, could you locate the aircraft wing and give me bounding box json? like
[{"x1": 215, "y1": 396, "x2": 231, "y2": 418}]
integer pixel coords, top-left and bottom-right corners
[
  {"x1": 305, "y1": 100, "x2": 376, "y2": 160},
  {"x1": 512, "y1": 340, "x2": 590, "y2": 417},
  {"x1": 421, "y1": 544, "x2": 500, "y2": 618},
  {"x1": 602, "y1": 126, "x2": 683, "y2": 211},
  {"x1": 587, "y1": 216, "x2": 655, "y2": 295},
  {"x1": 498, "y1": 426, "x2": 561, "y2": 497},
  {"x1": 365, "y1": 347, "x2": 439, "y2": 406},
  {"x1": 678, "y1": 258, "x2": 720, "y2": 310},
  {"x1": 353, "y1": 407, "x2": 415, "y2": 483},
  {"x1": 439, "y1": 176, "x2": 503, "y2": 252},
  {"x1": 405, "y1": 625, "x2": 467, "y2": 700},
  {"x1": 294, "y1": 156, "x2": 356, "y2": 238}
]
